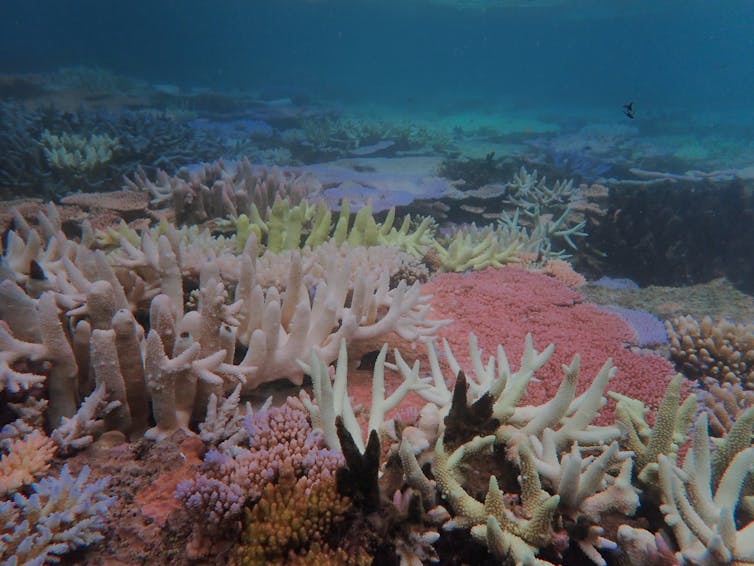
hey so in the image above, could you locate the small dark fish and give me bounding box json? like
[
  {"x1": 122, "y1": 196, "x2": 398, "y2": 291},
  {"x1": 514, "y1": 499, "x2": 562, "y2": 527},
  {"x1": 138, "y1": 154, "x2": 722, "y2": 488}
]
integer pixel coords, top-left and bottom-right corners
[{"x1": 623, "y1": 101, "x2": 635, "y2": 119}]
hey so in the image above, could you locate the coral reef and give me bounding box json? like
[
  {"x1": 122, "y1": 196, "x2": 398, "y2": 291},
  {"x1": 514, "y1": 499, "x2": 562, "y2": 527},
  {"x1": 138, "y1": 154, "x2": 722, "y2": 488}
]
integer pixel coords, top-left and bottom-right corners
[
  {"x1": 0, "y1": 203, "x2": 444, "y2": 472},
  {"x1": 0, "y1": 80, "x2": 750, "y2": 566}
]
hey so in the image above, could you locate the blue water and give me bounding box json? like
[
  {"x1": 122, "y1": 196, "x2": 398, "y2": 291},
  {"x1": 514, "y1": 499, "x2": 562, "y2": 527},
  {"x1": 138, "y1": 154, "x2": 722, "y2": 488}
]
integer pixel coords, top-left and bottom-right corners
[{"x1": 1, "y1": 0, "x2": 752, "y2": 115}]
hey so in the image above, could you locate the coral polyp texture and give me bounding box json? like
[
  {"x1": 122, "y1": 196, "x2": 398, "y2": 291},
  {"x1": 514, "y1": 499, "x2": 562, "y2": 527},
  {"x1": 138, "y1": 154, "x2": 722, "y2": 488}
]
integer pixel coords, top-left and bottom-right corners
[
  {"x1": 667, "y1": 315, "x2": 754, "y2": 389},
  {"x1": 422, "y1": 266, "x2": 678, "y2": 417}
]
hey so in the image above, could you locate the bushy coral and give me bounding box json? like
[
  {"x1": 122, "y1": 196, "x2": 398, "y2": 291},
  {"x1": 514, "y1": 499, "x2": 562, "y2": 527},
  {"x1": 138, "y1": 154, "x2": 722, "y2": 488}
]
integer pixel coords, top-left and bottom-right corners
[
  {"x1": 0, "y1": 431, "x2": 55, "y2": 495},
  {"x1": 175, "y1": 399, "x2": 344, "y2": 557},
  {"x1": 0, "y1": 464, "x2": 112, "y2": 565},
  {"x1": 229, "y1": 465, "x2": 355, "y2": 566}
]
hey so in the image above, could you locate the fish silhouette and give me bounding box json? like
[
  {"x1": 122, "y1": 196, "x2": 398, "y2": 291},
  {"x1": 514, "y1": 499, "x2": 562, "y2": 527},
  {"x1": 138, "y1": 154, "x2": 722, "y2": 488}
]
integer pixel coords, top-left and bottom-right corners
[{"x1": 623, "y1": 101, "x2": 635, "y2": 119}]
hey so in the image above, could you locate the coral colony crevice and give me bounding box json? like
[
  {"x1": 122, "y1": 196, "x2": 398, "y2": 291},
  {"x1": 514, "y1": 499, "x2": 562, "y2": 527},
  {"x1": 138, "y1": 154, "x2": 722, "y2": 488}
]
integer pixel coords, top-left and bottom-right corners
[{"x1": 2, "y1": 77, "x2": 754, "y2": 564}]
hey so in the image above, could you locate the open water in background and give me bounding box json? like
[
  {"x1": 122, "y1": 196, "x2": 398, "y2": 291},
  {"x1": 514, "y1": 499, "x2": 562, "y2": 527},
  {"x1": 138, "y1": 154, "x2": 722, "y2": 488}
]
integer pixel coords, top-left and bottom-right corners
[{"x1": 1, "y1": 0, "x2": 753, "y2": 120}]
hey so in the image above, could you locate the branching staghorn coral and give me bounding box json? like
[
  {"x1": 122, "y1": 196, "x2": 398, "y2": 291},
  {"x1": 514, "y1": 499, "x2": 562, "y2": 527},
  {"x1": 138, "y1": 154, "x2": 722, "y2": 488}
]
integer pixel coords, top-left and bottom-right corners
[
  {"x1": 125, "y1": 157, "x2": 321, "y2": 224},
  {"x1": 624, "y1": 409, "x2": 754, "y2": 565},
  {"x1": 506, "y1": 166, "x2": 580, "y2": 213},
  {"x1": 210, "y1": 197, "x2": 436, "y2": 259},
  {"x1": 0, "y1": 464, "x2": 112, "y2": 565},
  {"x1": 492, "y1": 167, "x2": 588, "y2": 257},
  {"x1": 399, "y1": 338, "x2": 635, "y2": 564},
  {"x1": 299, "y1": 335, "x2": 643, "y2": 565},
  {"x1": 609, "y1": 374, "x2": 697, "y2": 484},
  {"x1": 0, "y1": 430, "x2": 56, "y2": 495},
  {"x1": 431, "y1": 223, "x2": 523, "y2": 272},
  {"x1": 0, "y1": 203, "x2": 443, "y2": 446}
]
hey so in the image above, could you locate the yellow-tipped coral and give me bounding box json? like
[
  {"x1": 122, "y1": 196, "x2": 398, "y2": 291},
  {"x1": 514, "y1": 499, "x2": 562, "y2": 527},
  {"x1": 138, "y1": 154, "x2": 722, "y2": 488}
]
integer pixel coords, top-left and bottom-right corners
[{"x1": 229, "y1": 465, "x2": 355, "y2": 566}]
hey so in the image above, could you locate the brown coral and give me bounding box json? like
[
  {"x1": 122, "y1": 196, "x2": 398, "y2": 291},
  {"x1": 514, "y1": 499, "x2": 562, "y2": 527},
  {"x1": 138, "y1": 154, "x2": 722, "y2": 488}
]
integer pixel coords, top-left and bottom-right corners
[
  {"x1": 229, "y1": 464, "x2": 356, "y2": 566},
  {"x1": 666, "y1": 315, "x2": 754, "y2": 389},
  {"x1": 696, "y1": 378, "x2": 754, "y2": 437}
]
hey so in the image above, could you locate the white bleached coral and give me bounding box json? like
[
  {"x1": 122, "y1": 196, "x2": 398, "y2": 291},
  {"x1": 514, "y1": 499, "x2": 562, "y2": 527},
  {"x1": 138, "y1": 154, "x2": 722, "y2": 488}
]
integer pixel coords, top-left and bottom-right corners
[{"x1": 0, "y1": 204, "x2": 443, "y2": 444}]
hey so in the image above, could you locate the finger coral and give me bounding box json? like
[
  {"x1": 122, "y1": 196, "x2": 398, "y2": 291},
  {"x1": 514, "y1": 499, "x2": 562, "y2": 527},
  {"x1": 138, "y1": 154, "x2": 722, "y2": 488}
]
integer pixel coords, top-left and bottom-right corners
[
  {"x1": 0, "y1": 203, "x2": 443, "y2": 445},
  {"x1": 667, "y1": 315, "x2": 754, "y2": 389}
]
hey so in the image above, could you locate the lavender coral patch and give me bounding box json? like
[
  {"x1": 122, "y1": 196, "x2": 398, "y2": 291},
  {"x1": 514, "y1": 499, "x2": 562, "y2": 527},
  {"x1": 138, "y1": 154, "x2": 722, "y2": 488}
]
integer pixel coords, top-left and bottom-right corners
[
  {"x1": 592, "y1": 276, "x2": 640, "y2": 290},
  {"x1": 304, "y1": 158, "x2": 456, "y2": 212},
  {"x1": 175, "y1": 476, "x2": 245, "y2": 531},
  {"x1": 176, "y1": 400, "x2": 344, "y2": 549},
  {"x1": 599, "y1": 305, "x2": 668, "y2": 347}
]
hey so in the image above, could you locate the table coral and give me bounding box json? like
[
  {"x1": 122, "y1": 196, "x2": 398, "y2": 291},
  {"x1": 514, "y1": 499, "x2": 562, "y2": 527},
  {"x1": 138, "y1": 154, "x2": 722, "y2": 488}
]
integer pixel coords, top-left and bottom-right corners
[{"x1": 422, "y1": 267, "x2": 677, "y2": 419}]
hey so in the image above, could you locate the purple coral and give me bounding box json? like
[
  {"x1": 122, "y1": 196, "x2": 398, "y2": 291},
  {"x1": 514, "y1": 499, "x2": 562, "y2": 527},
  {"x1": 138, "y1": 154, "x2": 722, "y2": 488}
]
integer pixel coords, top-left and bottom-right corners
[
  {"x1": 175, "y1": 476, "x2": 245, "y2": 531},
  {"x1": 598, "y1": 306, "x2": 668, "y2": 347},
  {"x1": 175, "y1": 399, "x2": 344, "y2": 539}
]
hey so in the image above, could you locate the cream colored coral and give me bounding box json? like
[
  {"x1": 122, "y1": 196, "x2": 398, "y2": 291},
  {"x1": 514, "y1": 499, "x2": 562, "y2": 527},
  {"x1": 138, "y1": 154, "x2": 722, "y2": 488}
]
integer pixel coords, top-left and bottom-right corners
[
  {"x1": 0, "y1": 430, "x2": 56, "y2": 495},
  {"x1": 40, "y1": 130, "x2": 118, "y2": 172}
]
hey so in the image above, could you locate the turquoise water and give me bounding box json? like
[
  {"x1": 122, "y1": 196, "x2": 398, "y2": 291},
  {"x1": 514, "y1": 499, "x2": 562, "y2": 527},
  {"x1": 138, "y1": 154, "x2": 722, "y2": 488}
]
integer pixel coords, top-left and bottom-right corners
[
  {"x1": 2, "y1": 0, "x2": 752, "y2": 115},
  {"x1": 2, "y1": 0, "x2": 754, "y2": 288}
]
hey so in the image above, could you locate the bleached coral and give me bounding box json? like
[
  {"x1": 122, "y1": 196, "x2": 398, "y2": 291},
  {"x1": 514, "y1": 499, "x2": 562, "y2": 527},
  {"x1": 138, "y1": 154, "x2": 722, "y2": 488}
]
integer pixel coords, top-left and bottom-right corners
[
  {"x1": 40, "y1": 130, "x2": 118, "y2": 172},
  {"x1": 125, "y1": 157, "x2": 320, "y2": 224},
  {"x1": 1, "y1": 204, "x2": 443, "y2": 444},
  {"x1": 658, "y1": 411, "x2": 754, "y2": 564}
]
